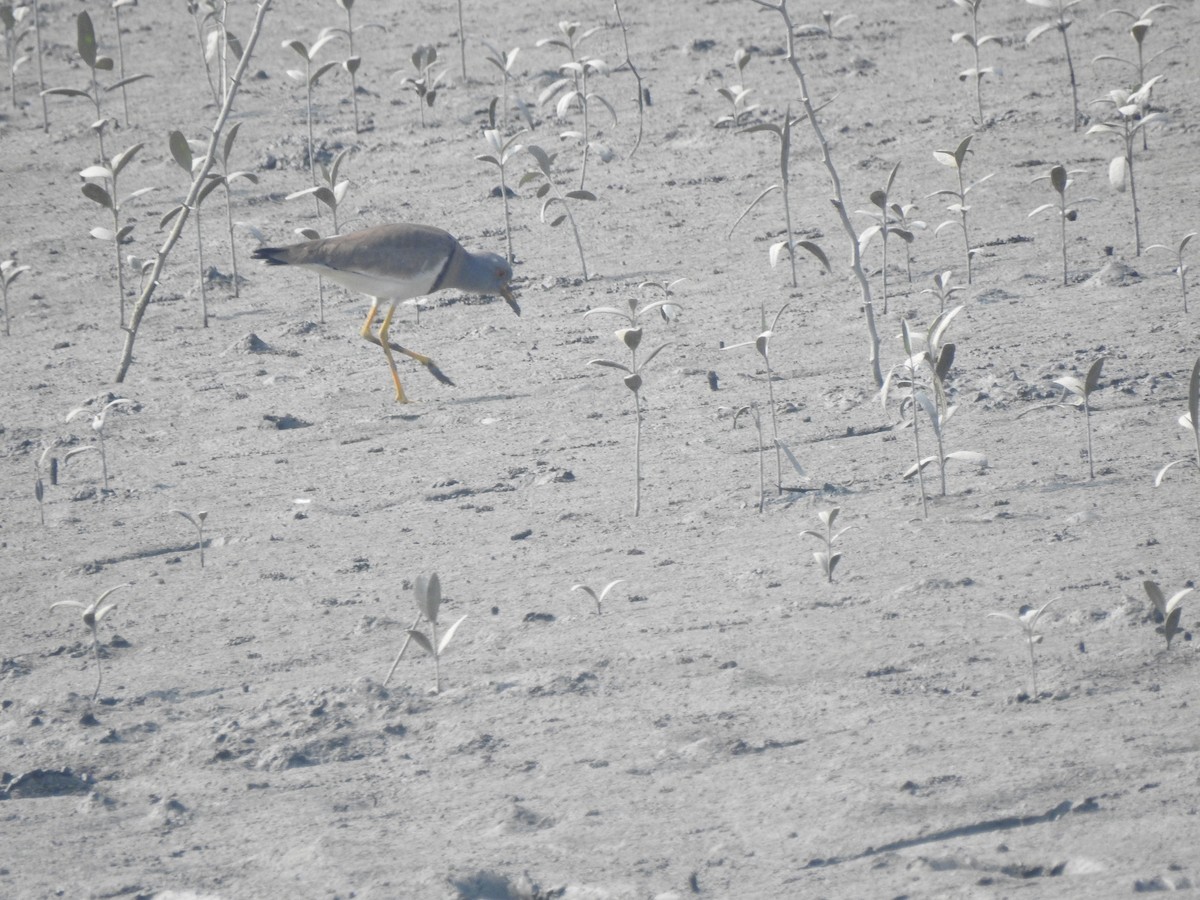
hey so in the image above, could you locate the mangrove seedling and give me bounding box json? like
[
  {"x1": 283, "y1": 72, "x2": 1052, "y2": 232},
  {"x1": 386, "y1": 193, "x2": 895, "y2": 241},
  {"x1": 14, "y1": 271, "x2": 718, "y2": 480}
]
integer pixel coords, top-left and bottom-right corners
[
  {"x1": 571, "y1": 579, "x2": 626, "y2": 615},
  {"x1": 1055, "y1": 356, "x2": 1106, "y2": 480},
  {"x1": 638, "y1": 278, "x2": 685, "y2": 324},
  {"x1": 730, "y1": 109, "x2": 832, "y2": 288},
  {"x1": 1026, "y1": 0, "x2": 1085, "y2": 130},
  {"x1": 921, "y1": 270, "x2": 964, "y2": 313},
  {"x1": 1019, "y1": 356, "x2": 1106, "y2": 479},
  {"x1": 403, "y1": 573, "x2": 467, "y2": 694},
  {"x1": 162, "y1": 130, "x2": 228, "y2": 327},
  {"x1": 1094, "y1": 3, "x2": 1176, "y2": 149},
  {"x1": 951, "y1": 0, "x2": 999, "y2": 127},
  {"x1": 110, "y1": 0, "x2": 139, "y2": 125},
  {"x1": 79, "y1": 142, "x2": 156, "y2": 327},
  {"x1": 1086, "y1": 76, "x2": 1164, "y2": 256},
  {"x1": 65, "y1": 397, "x2": 134, "y2": 491},
  {"x1": 715, "y1": 83, "x2": 758, "y2": 131},
  {"x1": 882, "y1": 307, "x2": 986, "y2": 513},
  {"x1": 521, "y1": 144, "x2": 595, "y2": 280},
  {"x1": 1, "y1": 2, "x2": 30, "y2": 109},
  {"x1": 51, "y1": 583, "x2": 129, "y2": 702},
  {"x1": 186, "y1": 0, "x2": 221, "y2": 104},
  {"x1": 538, "y1": 53, "x2": 615, "y2": 191},
  {"x1": 724, "y1": 303, "x2": 793, "y2": 496},
  {"x1": 1146, "y1": 232, "x2": 1195, "y2": 313},
  {"x1": 400, "y1": 44, "x2": 444, "y2": 128},
  {"x1": 535, "y1": 19, "x2": 600, "y2": 71},
  {"x1": 747, "y1": 0, "x2": 886, "y2": 387},
  {"x1": 857, "y1": 162, "x2": 917, "y2": 313},
  {"x1": 287, "y1": 144, "x2": 350, "y2": 233},
  {"x1": 730, "y1": 402, "x2": 767, "y2": 513},
  {"x1": 40, "y1": 12, "x2": 151, "y2": 162},
  {"x1": 28, "y1": 0, "x2": 48, "y2": 130},
  {"x1": 612, "y1": 0, "x2": 646, "y2": 156},
  {"x1": 588, "y1": 327, "x2": 672, "y2": 517},
  {"x1": 1143, "y1": 580, "x2": 1191, "y2": 649},
  {"x1": 987, "y1": 597, "x2": 1059, "y2": 699},
  {"x1": 33, "y1": 441, "x2": 58, "y2": 526},
  {"x1": 1, "y1": 256, "x2": 31, "y2": 337},
  {"x1": 482, "y1": 41, "x2": 521, "y2": 130},
  {"x1": 931, "y1": 134, "x2": 993, "y2": 284},
  {"x1": 1028, "y1": 164, "x2": 1095, "y2": 286},
  {"x1": 284, "y1": 32, "x2": 338, "y2": 182},
  {"x1": 326, "y1": 0, "x2": 385, "y2": 133},
  {"x1": 113, "y1": 0, "x2": 272, "y2": 386},
  {"x1": 172, "y1": 508, "x2": 209, "y2": 567},
  {"x1": 801, "y1": 506, "x2": 850, "y2": 582},
  {"x1": 206, "y1": 122, "x2": 260, "y2": 297},
  {"x1": 1154, "y1": 356, "x2": 1200, "y2": 486},
  {"x1": 800, "y1": 9, "x2": 856, "y2": 39},
  {"x1": 476, "y1": 128, "x2": 525, "y2": 265}
]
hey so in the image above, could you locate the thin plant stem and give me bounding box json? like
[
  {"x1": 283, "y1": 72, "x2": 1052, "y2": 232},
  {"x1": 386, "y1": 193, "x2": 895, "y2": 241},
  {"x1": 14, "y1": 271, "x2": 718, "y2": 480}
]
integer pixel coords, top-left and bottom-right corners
[
  {"x1": 382, "y1": 612, "x2": 423, "y2": 687},
  {"x1": 115, "y1": 0, "x2": 273, "y2": 383},
  {"x1": 457, "y1": 0, "x2": 467, "y2": 83},
  {"x1": 33, "y1": 0, "x2": 48, "y2": 131},
  {"x1": 113, "y1": 2, "x2": 130, "y2": 125},
  {"x1": 632, "y1": 388, "x2": 642, "y2": 517},
  {"x1": 748, "y1": 0, "x2": 882, "y2": 386}
]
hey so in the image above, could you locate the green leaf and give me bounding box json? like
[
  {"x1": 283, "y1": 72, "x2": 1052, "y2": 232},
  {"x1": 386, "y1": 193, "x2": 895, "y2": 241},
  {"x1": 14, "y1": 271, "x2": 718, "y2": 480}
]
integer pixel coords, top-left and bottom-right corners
[
  {"x1": 1084, "y1": 357, "x2": 1106, "y2": 395},
  {"x1": 437, "y1": 614, "x2": 467, "y2": 654},
  {"x1": 169, "y1": 130, "x2": 193, "y2": 173},
  {"x1": 111, "y1": 142, "x2": 144, "y2": 177},
  {"x1": 405, "y1": 628, "x2": 434, "y2": 656},
  {"x1": 41, "y1": 87, "x2": 92, "y2": 99},
  {"x1": 81, "y1": 182, "x2": 113, "y2": 209},
  {"x1": 107, "y1": 73, "x2": 152, "y2": 92},
  {"x1": 566, "y1": 190, "x2": 597, "y2": 201},
  {"x1": 76, "y1": 12, "x2": 97, "y2": 69},
  {"x1": 159, "y1": 204, "x2": 185, "y2": 230},
  {"x1": 222, "y1": 122, "x2": 242, "y2": 167}
]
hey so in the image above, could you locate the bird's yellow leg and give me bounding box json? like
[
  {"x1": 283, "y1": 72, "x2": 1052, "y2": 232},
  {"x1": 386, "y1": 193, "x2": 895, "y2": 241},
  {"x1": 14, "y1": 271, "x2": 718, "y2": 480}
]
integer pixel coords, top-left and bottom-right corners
[{"x1": 375, "y1": 301, "x2": 409, "y2": 403}]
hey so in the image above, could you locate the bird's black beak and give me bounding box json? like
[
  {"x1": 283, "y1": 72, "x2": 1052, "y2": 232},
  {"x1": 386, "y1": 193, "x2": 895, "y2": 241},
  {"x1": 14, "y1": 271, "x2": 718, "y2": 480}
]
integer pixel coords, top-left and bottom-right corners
[{"x1": 502, "y1": 285, "x2": 520, "y2": 316}]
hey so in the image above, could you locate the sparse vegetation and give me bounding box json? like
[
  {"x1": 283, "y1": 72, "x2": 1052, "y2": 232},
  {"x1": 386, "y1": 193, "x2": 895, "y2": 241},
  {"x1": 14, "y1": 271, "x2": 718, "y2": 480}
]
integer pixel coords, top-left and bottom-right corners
[
  {"x1": 1146, "y1": 232, "x2": 1195, "y2": 313},
  {"x1": 1028, "y1": 163, "x2": 1094, "y2": 286},
  {"x1": 51, "y1": 583, "x2": 129, "y2": 702},
  {"x1": 521, "y1": 144, "x2": 596, "y2": 280},
  {"x1": 586, "y1": 309, "x2": 672, "y2": 517},
  {"x1": 988, "y1": 597, "x2": 1059, "y2": 699},
  {"x1": 65, "y1": 398, "x2": 134, "y2": 491},
  {"x1": 931, "y1": 134, "x2": 993, "y2": 284},
  {"x1": 1154, "y1": 356, "x2": 1200, "y2": 486},
  {"x1": 730, "y1": 109, "x2": 832, "y2": 288},
  {"x1": 1087, "y1": 77, "x2": 1164, "y2": 255},
  {"x1": 571, "y1": 579, "x2": 626, "y2": 615},
  {"x1": 802, "y1": 507, "x2": 850, "y2": 582},
  {"x1": 172, "y1": 509, "x2": 209, "y2": 567},
  {"x1": 402, "y1": 573, "x2": 467, "y2": 694},
  {"x1": 950, "y1": 0, "x2": 998, "y2": 128},
  {"x1": 1143, "y1": 580, "x2": 1191, "y2": 649},
  {"x1": 1025, "y1": 0, "x2": 1085, "y2": 130},
  {"x1": 476, "y1": 129, "x2": 525, "y2": 264},
  {"x1": 1, "y1": 256, "x2": 30, "y2": 336},
  {"x1": 400, "y1": 44, "x2": 444, "y2": 128},
  {"x1": 79, "y1": 142, "x2": 155, "y2": 327}
]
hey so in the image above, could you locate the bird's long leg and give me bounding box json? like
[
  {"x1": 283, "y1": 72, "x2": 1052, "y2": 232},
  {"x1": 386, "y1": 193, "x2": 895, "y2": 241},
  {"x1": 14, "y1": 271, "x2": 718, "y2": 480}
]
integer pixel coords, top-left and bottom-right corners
[
  {"x1": 375, "y1": 301, "x2": 409, "y2": 403},
  {"x1": 361, "y1": 298, "x2": 453, "y2": 402},
  {"x1": 359, "y1": 298, "x2": 407, "y2": 402}
]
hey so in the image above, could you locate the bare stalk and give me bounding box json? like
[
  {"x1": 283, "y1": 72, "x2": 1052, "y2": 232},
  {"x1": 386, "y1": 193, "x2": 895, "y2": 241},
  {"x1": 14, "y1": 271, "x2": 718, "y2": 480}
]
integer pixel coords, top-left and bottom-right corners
[
  {"x1": 114, "y1": 0, "x2": 272, "y2": 383},
  {"x1": 748, "y1": 0, "x2": 882, "y2": 386}
]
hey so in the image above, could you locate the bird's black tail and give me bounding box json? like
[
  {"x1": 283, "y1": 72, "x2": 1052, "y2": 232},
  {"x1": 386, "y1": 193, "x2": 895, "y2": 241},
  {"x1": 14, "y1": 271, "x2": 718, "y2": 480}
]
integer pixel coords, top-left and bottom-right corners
[{"x1": 251, "y1": 247, "x2": 289, "y2": 266}]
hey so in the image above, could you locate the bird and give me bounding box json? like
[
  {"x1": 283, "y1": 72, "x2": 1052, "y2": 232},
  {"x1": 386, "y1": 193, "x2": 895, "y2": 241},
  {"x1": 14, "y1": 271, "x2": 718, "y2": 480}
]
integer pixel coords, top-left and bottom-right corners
[{"x1": 252, "y1": 223, "x2": 518, "y2": 403}]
